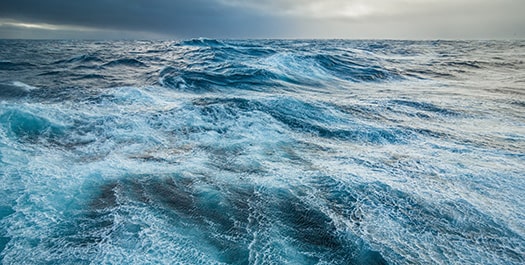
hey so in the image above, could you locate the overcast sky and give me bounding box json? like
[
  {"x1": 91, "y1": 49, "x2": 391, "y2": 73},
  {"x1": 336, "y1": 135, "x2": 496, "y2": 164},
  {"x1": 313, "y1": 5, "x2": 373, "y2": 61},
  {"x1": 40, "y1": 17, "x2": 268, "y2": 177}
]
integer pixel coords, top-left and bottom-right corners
[{"x1": 0, "y1": 0, "x2": 523, "y2": 39}]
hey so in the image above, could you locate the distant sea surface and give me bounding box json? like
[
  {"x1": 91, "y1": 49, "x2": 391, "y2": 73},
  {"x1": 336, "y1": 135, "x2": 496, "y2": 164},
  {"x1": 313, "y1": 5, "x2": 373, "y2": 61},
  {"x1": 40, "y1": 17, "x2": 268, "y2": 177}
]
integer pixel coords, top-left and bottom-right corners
[{"x1": 0, "y1": 39, "x2": 524, "y2": 264}]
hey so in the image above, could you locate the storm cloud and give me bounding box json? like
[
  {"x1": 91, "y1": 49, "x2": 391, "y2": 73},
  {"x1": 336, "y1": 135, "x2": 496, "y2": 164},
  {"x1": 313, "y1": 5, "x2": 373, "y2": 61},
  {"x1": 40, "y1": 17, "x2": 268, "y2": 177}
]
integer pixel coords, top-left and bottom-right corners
[
  {"x1": 0, "y1": 0, "x2": 524, "y2": 39},
  {"x1": 0, "y1": 0, "x2": 293, "y2": 38}
]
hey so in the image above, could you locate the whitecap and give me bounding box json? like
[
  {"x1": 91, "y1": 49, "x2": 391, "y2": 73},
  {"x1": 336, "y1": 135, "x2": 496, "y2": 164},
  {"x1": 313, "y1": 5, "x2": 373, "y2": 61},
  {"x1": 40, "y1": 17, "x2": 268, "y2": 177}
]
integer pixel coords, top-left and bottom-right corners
[{"x1": 11, "y1": 81, "x2": 38, "y2": 92}]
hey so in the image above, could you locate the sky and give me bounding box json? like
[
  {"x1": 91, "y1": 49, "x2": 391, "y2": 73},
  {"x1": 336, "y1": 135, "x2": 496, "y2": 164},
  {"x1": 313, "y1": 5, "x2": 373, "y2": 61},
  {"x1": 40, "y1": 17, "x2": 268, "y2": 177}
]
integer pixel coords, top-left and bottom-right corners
[{"x1": 0, "y1": 0, "x2": 524, "y2": 39}]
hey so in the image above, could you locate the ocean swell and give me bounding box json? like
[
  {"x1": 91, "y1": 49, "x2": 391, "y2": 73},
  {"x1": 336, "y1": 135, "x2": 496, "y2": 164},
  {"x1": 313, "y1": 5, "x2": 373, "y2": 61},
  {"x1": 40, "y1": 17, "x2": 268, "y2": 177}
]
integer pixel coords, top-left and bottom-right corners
[{"x1": 0, "y1": 39, "x2": 524, "y2": 264}]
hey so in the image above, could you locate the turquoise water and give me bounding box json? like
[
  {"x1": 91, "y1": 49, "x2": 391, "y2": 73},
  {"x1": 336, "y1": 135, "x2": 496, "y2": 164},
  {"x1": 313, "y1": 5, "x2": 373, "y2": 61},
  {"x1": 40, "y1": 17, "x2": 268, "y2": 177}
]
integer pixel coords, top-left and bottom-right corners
[{"x1": 0, "y1": 39, "x2": 524, "y2": 264}]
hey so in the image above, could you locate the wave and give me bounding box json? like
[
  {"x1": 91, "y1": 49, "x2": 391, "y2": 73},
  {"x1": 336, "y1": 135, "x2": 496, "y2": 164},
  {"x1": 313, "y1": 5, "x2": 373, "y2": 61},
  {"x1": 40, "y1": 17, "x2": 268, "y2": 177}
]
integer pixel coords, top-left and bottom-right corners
[
  {"x1": 158, "y1": 64, "x2": 281, "y2": 92},
  {"x1": 311, "y1": 176, "x2": 525, "y2": 264},
  {"x1": 102, "y1": 58, "x2": 148, "y2": 68},
  {"x1": 389, "y1": 99, "x2": 460, "y2": 117},
  {"x1": 37, "y1": 70, "x2": 63, "y2": 76},
  {"x1": 178, "y1": 38, "x2": 226, "y2": 47},
  {"x1": 158, "y1": 51, "x2": 402, "y2": 93},
  {"x1": 0, "y1": 107, "x2": 66, "y2": 142},
  {"x1": 259, "y1": 97, "x2": 404, "y2": 143},
  {"x1": 313, "y1": 54, "x2": 402, "y2": 82},
  {"x1": 52, "y1": 54, "x2": 103, "y2": 65},
  {"x1": 187, "y1": 96, "x2": 406, "y2": 144},
  {"x1": 57, "y1": 174, "x2": 388, "y2": 265},
  {"x1": 0, "y1": 61, "x2": 36, "y2": 71},
  {"x1": 75, "y1": 74, "x2": 106, "y2": 80},
  {"x1": 0, "y1": 81, "x2": 38, "y2": 98}
]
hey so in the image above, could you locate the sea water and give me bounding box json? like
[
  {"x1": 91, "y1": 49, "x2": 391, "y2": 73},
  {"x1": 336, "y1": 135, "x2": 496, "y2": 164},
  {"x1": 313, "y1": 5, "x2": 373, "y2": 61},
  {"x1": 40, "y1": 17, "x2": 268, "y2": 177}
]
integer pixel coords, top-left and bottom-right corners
[{"x1": 0, "y1": 39, "x2": 524, "y2": 264}]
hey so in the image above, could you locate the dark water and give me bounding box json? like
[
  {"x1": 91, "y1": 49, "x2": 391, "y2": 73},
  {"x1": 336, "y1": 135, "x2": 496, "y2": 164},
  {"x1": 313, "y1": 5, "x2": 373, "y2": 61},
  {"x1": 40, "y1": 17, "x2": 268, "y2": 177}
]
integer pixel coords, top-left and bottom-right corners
[{"x1": 0, "y1": 39, "x2": 524, "y2": 264}]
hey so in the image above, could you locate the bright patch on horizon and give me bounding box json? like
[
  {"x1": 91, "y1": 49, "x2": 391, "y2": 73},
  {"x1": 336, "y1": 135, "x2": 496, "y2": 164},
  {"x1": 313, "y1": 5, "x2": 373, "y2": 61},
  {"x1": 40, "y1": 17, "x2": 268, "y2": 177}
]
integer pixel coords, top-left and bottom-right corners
[
  {"x1": 0, "y1": 19, "x2": 94, "y2": 31},
  {"x1": 219, "y1": 0, "x2": 454, "y2": 19}
]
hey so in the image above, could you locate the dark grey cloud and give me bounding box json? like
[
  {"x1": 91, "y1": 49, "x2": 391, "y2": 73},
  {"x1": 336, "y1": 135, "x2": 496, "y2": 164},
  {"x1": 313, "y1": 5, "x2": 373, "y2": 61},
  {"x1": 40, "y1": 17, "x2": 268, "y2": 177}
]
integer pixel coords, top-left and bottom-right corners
[
  {"x1": 0, "y1": 0, "x2": 523, "y2": 39},
  {"x1": 0, "y1": 0, "x2": 293, "y2": 38}
]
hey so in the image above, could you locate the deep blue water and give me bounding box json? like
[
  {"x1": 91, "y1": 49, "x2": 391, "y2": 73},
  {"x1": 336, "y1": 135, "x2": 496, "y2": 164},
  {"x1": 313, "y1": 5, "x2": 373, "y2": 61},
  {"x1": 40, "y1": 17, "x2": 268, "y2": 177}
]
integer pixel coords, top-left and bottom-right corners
[{"x1": 0, "y1": 39, "x2": 524, "y2": 264}]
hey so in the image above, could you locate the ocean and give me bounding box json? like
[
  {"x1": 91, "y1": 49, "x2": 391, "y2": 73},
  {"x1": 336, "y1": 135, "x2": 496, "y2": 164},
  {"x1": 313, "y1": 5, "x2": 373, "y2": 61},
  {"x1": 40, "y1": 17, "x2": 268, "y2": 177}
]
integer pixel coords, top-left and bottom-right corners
[{"x1": 0, "y1": 39, "x2": 524, "y2": 264}]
